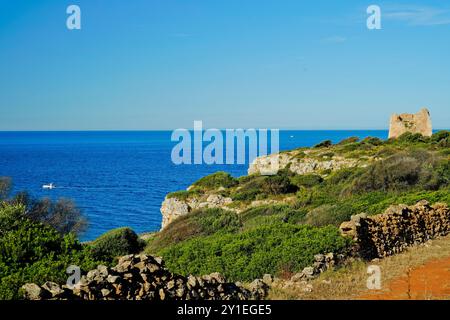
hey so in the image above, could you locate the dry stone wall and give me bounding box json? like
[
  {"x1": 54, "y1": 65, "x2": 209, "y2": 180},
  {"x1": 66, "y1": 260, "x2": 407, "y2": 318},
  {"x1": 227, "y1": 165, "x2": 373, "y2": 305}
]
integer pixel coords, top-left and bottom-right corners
[
  {"x1": 22, "y1": 254, "x2": 268, "y2": 301},
  {"x1": 340, "y1": 201, "x2": 450, "y2": 259}
]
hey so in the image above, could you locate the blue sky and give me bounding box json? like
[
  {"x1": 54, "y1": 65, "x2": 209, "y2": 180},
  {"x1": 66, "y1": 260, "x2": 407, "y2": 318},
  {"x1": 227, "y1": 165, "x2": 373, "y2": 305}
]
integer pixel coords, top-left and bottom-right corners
[{"x1": 0, "y1": 0, "x2": 449, "y2": 130}]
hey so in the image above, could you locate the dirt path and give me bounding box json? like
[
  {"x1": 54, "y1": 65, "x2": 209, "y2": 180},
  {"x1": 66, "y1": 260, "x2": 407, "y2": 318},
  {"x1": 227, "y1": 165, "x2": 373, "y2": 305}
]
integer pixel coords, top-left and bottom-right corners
[{"x1": 360, "y1": 256, "x2": 450, "y2": 300}]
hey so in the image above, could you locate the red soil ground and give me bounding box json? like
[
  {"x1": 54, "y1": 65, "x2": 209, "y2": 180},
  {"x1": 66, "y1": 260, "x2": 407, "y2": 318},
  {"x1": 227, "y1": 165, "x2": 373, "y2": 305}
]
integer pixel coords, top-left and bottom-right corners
[{"x1": 360, "y1": 257, "x2": 450, "y2": 300}]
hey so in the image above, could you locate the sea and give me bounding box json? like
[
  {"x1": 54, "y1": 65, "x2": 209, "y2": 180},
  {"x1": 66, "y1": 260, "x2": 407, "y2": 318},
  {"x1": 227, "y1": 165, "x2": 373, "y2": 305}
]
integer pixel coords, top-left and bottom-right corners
[{"x1": 0, "y1": 130, "x2": 388, "y2": 240}]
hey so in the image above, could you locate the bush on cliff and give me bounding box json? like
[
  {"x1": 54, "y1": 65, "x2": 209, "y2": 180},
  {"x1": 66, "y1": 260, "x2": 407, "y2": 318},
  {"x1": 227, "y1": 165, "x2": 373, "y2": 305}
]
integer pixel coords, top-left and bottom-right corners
[
  {"x1": 230, "y1": 171, "x2": 297, "y2": 201},
  {"x1": 166, "y1": 189, "x2": 201, "y2": 200},
  {"x1": 299, "y1": 204, "x2": 353, "y2": 227},
  {"x1": 262, "y1": 175, "x2": 297, "y2": 195},
  {"x1": 337, "y1": 137, "x2": 359, "y2": 145},
  {"x1": 192, "y1": 172, "x2": 238, "y2": 190},
  {"x1": 389, "y1": 132, "x2": 430, "y2": 145},
  {"x1": 158, "y1": 223, "x2": 351, "y2": 282},
  {"x1": 239, "y1": 204, "x2": 307, "y2": 229},
  {"x1": 431, "y1": 130, "x2": 449, "y2": 143},
  {"x1": 346, "y1": 151, "x2": 448, "y2": 194},
  {"x1": 314, "y1": 140, "x2": 332, "y2": 148},
  {"x1": 290, "y1": 174, "x2": 323, "y2": 188},
  {"x1": 90, "y1": 227, "x2": 145, "y2": 262}
]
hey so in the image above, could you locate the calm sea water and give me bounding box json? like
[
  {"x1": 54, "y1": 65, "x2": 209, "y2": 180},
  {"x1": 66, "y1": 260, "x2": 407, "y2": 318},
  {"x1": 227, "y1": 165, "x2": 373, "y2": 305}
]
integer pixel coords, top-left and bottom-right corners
[{"x1": 0, "y1": 130, "x2": 388, "y2": 240}]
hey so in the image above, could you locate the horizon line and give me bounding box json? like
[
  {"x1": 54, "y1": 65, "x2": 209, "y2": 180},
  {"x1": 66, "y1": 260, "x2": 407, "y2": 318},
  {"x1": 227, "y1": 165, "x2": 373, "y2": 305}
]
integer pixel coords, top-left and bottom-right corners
[
  {"x1": 1, "y1": 128, "x2": 449, "y2": 133},
  {"x1": 0, "y1": 128, "x2": 397, "y2": 133}
]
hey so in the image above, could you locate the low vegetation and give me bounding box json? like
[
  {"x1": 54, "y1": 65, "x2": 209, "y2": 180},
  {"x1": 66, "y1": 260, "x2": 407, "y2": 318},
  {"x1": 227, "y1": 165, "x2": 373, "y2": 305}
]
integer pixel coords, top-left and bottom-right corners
[
  {"x1": 0, "y1": 194, "x2": 144, "y2": 299},
  {"x1": 1, "y1": 130, "x2": 449, "y2": 299},
  {"x1": 148, "y1": 131, "x2": 450, "y2": 281},
  {"x1": 90, "y1": 227, "x2": 145, "y2": 263},
  {"x1": 0, "y1": 203, "x2": 104, "y2": 299},
  {"x1": 156, "y1": 223, "x2": 351, "y2": 282}
]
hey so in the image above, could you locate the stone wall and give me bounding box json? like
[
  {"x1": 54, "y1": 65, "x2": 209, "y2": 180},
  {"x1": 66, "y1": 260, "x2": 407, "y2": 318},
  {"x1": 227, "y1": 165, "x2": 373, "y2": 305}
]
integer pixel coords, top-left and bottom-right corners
[
  {"x1": 22, "y1": 254, "x2": 268, "y2": 300},
  {"x1": 340, "y1": 201, "x2": 450, "y2": 259},
  {"x1": 388, "y1": 108, "x2": 432, "y2": 139}
]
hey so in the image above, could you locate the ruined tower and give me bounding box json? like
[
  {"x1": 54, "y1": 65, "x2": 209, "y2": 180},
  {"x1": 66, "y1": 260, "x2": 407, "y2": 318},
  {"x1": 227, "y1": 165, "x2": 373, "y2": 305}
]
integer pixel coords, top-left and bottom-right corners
[{"x1": 388, "y1": 108, "x2": 432, "y2": 139}]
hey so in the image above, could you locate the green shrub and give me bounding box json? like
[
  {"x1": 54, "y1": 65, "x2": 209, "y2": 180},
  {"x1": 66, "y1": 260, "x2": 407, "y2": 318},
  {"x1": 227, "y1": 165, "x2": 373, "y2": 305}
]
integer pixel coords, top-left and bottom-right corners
[
  {"x1": 290, "y1": 174, "x2": 323, "y2": 188},
  {"x1": 231, "y1": 175, "x2": 268, "y2": 201},
  {"x1": 301, "y1": 204, "x2": 352, "y2": 227},
  {"x1": 361, "y1": 137, "x2": 383, "y2": 146},
  {"x1": 439, "y1": 138, "x2": 450, "y2": 148},
  {"x1": 231, "y1": 189, "x2": 264, "y2": 201},
  {"x1": 231, "y1": 171, "x2": 297, "y2": 201},
  {"x1": 166, "y1": 190, "x2": 201, "y2": 200},
  {"x1": 415, "y1": 157, "x2": 450, "y2": 191},
  {"x1": 346, "y1": 151, "x2": 444, "y2": 194},
  {"x1": 193, "y1": 208, "x2": 241, "y2": 235},
  {"x1": 339, "y1": 142, "x2": 361, "y2": 153},
  {"x1": 431, "y1": 130, "x2": 450, "y2": 143},
  {"x1": 90, "y1": 227, "x2": 145, "y2": 262},
  {"x1": 0, "y1": 202, "x2": 104, "y2": 300},
  {"x1": 337, "y1": 137, "x2": 359, "y2": 145},
  {"x1": 393, "y1": 132, "x2": 430, "y2": 144},
  {"x1": 193, "y1": 172, "x2": 238, "y2": 189},
  {"x1": 239, "y1": 204, "x2": 306, "y2": 228},
  {"x1": 159, "y1": 223, "x2": 351, "y2": 281},
  {"x1": 432, "y1": 131, "x2": 450, "y2": 148},
  {"x1": 327, "y1": 167, "x2": 362, "y2": 186},
  {"x1": 0, "y1": 203, "x2": 25, "y2": 234},
  {"x1": 314, "y1": 140, "x2": 332, "y2": 148},
  {"x1": 262, "y1": 175, "x2": 297, "y2": 195},
  {"x1": 240, "y1": 205, "x2": 291, "y2": 223}
]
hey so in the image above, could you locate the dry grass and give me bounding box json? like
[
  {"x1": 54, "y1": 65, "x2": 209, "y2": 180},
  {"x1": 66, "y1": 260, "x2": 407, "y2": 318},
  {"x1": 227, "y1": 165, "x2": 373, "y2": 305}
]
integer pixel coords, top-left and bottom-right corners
[{"x1": 268, "y1": 234, "x2": 450, "y2": 300}]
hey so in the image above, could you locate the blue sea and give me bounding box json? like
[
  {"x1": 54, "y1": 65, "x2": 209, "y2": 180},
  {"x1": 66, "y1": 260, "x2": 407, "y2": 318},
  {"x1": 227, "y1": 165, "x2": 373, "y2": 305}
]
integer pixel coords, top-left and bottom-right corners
[{"x1": 0, "y1": 130, "x2": 388, "y2": 240}]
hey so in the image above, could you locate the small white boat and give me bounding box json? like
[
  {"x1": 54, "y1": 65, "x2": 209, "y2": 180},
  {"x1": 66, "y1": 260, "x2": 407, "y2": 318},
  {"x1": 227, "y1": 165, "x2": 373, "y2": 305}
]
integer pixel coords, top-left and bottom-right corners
[{"x1": 42, "y1": 183, "x2": 55, "y2": 189}]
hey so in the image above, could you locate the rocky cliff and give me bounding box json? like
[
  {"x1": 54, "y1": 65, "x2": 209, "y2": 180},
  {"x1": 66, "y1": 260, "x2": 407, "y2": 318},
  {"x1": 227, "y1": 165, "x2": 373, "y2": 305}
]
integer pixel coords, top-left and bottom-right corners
[
  {"x1": 248, "y1": 152, "x2": 365, "y2": 176},
  {"x1": 161, "y1": 194, "x2": 234, "y2": 229},
  {"x1": 161, "y1": 152, "x2": 374, "y2": 230}
]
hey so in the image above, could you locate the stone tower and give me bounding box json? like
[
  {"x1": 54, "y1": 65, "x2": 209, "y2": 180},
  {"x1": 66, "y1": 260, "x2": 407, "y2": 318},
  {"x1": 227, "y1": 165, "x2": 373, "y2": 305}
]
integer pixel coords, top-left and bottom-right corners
[{"x1": 388, "y1": 108, "x2": 432, "y2": 139}]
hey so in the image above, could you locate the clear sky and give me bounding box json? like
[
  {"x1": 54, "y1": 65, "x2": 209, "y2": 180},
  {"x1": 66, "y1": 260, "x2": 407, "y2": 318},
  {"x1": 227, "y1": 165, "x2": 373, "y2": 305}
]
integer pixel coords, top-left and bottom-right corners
[{"x1": 0, "y1": 0, "x2": 449, "y2": 130}]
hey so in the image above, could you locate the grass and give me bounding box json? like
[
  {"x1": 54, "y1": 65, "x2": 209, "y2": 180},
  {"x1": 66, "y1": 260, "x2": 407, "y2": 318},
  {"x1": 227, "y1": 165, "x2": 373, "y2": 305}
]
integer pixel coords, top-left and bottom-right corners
[
  {"x1": 153, "y1": 223, "x2": 352, "y2": 282},
  {"x1": 147, "y1": 208, "x2": 242, "y2": 252}
]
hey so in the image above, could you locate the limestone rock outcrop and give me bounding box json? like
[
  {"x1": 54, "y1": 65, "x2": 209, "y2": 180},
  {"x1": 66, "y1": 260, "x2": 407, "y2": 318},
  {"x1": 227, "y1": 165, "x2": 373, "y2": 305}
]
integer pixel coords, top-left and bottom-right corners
[
  {"x1": 160, "y1": 194, "x2": 234, "y2": 229},
  {"x1": 22, "y1": 254, "x2": 268, "y2": 301},
  {"x1": 248, "y1": 153, "x2": 364, "y2": 176},
  {"x1": 160, "y1": 197, "x2": 190, "y2": 229},
  {"x1": 388, "y1": 108, "x2": 432, "y2": 139}
]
